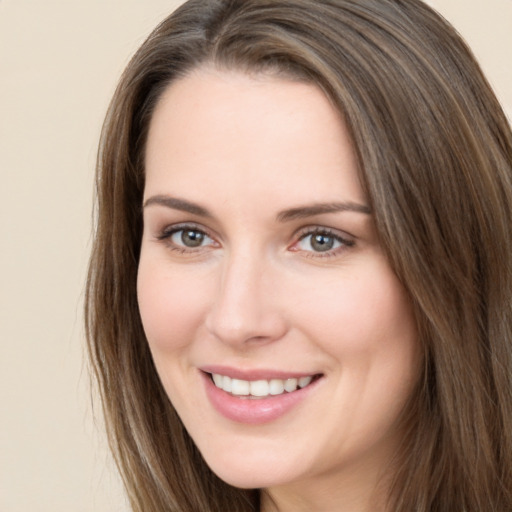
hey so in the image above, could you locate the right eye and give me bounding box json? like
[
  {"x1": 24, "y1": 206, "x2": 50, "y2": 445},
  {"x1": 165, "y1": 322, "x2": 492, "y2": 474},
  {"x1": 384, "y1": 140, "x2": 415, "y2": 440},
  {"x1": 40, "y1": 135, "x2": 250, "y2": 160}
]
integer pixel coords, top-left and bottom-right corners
[
  {"x1": 170, "y1": 228, "x2": 212, "y2": 248},
  {"x1": 158, "y1": 225, "x2": 217, "y2": 252}
]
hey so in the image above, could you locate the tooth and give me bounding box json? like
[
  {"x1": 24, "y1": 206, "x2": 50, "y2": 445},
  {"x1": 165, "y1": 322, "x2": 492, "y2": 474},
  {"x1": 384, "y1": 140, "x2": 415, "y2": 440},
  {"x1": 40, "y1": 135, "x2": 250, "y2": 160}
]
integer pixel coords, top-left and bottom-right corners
[
  {"x1": 212, "y1": 373, "x2": 313, "y2": 396},
  {"x1": 250, "y1": 380, "x2": 270, "y2": 397},
  {"x1": 298, "y1": 376, "x2": 313, "y2": 388},
  {"x1": 222, "y1": 375, "x2": 232, "y2": 392},
  {"x1": 231, "y1": 378, "x2": 250, "y2": 396},
  {"x1": 269, "y1": 379, "x2": 285, "y2": 395},
  {"x1": 284, "y1": 378, "x2": 298, "y2": 392}
]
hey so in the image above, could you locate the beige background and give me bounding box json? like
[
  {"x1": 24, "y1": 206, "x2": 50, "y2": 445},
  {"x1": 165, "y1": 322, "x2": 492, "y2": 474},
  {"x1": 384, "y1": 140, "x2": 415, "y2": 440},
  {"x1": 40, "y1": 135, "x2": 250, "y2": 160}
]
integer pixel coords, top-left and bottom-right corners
[{"x1": 0, "y1": 1, "x2": 510, "y2": 511}]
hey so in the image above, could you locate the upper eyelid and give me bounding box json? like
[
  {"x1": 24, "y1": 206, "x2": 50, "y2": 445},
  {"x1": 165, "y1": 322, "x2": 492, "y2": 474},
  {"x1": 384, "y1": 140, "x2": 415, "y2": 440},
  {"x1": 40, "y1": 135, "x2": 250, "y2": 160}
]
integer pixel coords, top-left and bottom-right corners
[
  {"x1": 294, "y1": 225, "x2": 355, "y2": 241},
  {"x1": 158, "y1": 222, "x2": 214, "y2": 238}
]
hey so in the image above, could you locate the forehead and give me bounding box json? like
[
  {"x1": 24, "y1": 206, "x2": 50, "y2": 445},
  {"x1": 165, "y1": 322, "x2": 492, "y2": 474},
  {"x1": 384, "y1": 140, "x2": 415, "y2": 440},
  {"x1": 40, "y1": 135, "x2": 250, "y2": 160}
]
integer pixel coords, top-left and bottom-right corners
[{"x1": 144, "y1": 67, "x2": 365, "y2": 209}]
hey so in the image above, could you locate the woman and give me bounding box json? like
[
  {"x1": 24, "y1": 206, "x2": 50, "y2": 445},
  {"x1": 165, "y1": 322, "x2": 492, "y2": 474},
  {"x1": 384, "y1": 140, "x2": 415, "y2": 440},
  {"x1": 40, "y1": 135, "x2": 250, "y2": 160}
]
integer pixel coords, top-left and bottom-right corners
[{"x1": 85, "y1": 0, "x2": 512, "y2": 510}]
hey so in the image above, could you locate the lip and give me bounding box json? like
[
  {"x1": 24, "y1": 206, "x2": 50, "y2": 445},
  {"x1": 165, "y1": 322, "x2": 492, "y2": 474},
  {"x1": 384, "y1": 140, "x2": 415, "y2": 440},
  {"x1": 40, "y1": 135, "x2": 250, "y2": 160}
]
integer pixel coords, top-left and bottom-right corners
[
  {"x1": 200, "y1": 368, "x2": 322, "y2": 425},
  {"x1": 200, "y1": 364, "x2": 316, "y2": 381}
]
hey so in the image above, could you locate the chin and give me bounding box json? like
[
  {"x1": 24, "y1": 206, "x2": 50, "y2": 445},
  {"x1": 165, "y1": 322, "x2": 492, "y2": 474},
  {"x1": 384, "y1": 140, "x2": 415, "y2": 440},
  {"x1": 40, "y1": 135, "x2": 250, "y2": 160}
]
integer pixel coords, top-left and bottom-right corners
[
  {"x1": 202, "y1": 450, "x2": 298, "y2": 490},
  {"x1": 211, "y1": 468, "x2": 287, "y2": 490}
]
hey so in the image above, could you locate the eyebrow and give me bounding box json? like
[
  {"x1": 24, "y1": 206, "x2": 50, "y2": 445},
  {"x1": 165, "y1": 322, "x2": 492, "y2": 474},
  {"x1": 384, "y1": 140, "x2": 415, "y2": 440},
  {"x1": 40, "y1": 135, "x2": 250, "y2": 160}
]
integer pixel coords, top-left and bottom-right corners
[
  {"x1": 143, "y1": 195, "x2": 213, "y2": 217},
  {"x1": 276, "y1": 201, "x2": 371, "y2": 221},
  {"x1": 143, "y1": 195, "x2": 371, "y2": 221}
]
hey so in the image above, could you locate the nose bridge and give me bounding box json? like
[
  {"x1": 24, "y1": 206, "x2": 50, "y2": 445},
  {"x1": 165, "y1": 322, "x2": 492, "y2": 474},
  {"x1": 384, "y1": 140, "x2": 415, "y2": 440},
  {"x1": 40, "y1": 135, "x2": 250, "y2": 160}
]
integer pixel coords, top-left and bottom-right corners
[{"x1": 205, "y1": 244, "x2": 285, "y2": 346}]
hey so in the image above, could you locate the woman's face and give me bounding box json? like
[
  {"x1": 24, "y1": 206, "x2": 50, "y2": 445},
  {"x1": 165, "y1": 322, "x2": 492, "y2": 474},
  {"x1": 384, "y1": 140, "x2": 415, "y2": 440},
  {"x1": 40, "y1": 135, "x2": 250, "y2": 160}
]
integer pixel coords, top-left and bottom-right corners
[{"x1": 138, "y1": 68, "x2": 419, "y2": 498}]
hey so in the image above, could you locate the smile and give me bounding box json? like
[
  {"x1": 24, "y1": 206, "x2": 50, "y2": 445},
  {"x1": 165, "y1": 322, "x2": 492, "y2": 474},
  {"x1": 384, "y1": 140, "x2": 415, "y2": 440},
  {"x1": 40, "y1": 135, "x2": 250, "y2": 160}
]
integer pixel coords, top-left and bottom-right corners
[
  {"x1": 210, "y1": 373, "x2": 318, "y2": 398},
  {"x1": 202, "y1": 369, "x2": 324, "y2": 424}
]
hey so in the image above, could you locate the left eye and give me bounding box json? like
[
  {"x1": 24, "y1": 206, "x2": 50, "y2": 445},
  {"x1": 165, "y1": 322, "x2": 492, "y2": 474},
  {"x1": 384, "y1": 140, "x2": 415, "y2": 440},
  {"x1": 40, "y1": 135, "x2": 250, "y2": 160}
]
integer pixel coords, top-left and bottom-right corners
[
  {"x1": 170, "y1": 228, "x2": 213, "y2": 248},
  {"x1": 296, "y1": 231, "x2": 347, "y2": 253}
]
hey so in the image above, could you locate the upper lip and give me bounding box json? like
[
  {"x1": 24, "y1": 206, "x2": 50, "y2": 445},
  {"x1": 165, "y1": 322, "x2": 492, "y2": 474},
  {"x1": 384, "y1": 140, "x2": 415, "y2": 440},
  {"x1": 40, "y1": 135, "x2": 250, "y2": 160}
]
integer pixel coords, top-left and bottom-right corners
[{"x1": 200, "y1": 365, "x2": 321, "y2": 381}]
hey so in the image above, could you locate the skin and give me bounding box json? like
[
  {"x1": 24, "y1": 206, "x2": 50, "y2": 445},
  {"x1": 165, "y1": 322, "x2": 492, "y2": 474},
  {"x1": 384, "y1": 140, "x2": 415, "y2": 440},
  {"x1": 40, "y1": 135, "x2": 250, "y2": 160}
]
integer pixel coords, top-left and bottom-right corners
[{"x1": 137, "y1": 67, "x2": 420, "y2": 512}]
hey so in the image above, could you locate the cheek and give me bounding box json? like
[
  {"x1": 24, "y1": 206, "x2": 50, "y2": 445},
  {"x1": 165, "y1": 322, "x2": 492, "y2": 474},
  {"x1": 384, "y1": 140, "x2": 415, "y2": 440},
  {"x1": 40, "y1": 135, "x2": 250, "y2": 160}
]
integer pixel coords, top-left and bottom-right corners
[
  {"x1": 291, "y1": 259, "x2": 417, "y2": 361},
  {"x1": 137, "y1": 256, "x2": 210, "y2": 352},
  {"x1": 291, "y1": 262, "x2": 419, "y2": 445}
]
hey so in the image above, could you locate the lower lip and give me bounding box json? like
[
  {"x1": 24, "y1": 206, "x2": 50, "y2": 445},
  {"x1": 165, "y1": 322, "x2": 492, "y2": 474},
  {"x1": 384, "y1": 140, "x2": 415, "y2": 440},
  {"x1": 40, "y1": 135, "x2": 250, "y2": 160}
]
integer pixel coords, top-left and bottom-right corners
[{"x1": 201, "y1": 372, "x2": 320, "y2": 425}]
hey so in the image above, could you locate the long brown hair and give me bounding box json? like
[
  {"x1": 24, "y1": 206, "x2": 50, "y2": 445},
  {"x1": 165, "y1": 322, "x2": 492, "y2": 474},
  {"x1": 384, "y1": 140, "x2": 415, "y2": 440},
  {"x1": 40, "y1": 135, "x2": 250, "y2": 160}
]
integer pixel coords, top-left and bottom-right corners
[{"x1": 85, "y1": 1, "x2": 512, "y2": 510}]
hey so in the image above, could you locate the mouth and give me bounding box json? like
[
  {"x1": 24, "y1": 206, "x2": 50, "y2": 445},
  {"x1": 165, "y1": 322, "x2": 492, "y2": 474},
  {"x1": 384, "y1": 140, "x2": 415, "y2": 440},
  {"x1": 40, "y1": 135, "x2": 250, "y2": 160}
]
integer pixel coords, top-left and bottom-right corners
[
  {"x1": 201, "y1": 368, "x2": 324, "y2": 424},
  {"x1": 208, "y1": 372, "x2": 322, "y2": 399}
]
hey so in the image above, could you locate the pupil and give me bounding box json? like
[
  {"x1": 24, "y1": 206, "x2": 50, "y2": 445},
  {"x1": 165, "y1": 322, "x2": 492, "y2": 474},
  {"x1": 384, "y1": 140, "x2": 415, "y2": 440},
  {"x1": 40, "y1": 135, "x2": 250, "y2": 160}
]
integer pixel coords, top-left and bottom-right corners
[
  {"x1": 311, "y1": 234, "x2": 333, "y2": 252},
  {"x1": 182, "y1": 230, "x2": 204, "y2": 247}
]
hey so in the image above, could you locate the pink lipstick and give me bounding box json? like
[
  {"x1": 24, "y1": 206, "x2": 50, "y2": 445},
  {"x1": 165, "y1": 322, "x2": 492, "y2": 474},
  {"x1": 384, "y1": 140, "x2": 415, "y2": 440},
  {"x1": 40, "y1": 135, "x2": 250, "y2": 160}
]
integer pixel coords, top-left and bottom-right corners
[{"x1": 200, "y1": 367, "x2": 322, "y2": 424}]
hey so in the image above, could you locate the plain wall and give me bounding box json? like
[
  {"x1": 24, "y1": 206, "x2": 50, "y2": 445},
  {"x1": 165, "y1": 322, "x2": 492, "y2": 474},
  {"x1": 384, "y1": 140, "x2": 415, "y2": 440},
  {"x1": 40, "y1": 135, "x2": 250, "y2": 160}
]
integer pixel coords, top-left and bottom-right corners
[{"x1": 0, "y1": 1, "x2": 510, "y2": 511}]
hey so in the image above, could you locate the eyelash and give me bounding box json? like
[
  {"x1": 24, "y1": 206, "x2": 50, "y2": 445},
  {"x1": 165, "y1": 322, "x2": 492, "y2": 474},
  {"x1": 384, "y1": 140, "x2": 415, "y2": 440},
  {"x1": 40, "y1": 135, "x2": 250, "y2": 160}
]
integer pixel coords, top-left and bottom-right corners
[
  {"x1": 156, "y1": 224, "x2": 355, "y2": 257},
  {"x1": 292, "y1": 227, "x2": 355, "y2": 258},
  {"x1": 157, "y1": 223, "x2": 217, "y2": 254}
]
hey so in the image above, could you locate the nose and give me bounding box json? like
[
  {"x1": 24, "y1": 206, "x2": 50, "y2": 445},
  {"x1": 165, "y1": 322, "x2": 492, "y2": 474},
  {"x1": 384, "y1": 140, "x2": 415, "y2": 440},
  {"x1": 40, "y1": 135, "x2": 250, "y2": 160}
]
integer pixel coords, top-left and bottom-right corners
[{"x1": 204, "y1": 249, "x2": 288, "y2": 347}]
